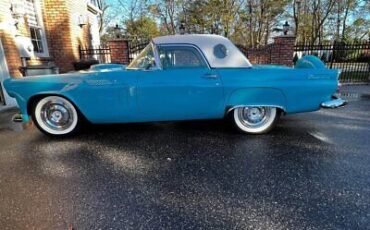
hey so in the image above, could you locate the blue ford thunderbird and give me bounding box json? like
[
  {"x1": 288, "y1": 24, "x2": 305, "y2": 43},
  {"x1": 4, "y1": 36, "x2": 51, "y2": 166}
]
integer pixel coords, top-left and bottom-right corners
[{"x1": 3, "y1": 34, "x2": 345, "y2": 136}]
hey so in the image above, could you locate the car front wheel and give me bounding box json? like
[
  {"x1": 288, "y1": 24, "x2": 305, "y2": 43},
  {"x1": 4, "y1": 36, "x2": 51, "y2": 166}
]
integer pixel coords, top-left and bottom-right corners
[
  {"x1": 32, "y1": 96, "x2": 80, "y2": 136},
  {"x1": 232, "y1": 106, "x2": 279, "y2": 134}
]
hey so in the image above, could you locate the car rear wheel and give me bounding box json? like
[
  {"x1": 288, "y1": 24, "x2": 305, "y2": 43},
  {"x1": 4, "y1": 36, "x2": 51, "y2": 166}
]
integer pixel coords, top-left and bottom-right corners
[
  {"x1": 32, "y1": 96, "x2": 80, "y2": 136},
  {"x1": 232, "y1": 106, "x2": 279, "y2": 134}
]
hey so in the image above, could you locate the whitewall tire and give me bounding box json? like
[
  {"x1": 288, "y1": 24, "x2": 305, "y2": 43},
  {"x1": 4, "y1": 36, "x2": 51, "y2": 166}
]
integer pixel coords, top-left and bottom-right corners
[
  {"x1": 232, "y1": 106, "x2": 279, "y2": 134},
  {"x1": 32, "y1": 96, "x2": 80, "y2": 136}
]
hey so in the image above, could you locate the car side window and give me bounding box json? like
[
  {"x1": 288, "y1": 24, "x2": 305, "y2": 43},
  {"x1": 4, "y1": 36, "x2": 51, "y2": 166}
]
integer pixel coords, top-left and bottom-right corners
[{"x1": 158, "y1": 46, "x2": 207, "y2": 69}]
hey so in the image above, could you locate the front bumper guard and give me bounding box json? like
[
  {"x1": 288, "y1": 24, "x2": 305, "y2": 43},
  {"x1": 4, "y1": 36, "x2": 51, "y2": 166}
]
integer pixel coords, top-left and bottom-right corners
[
  {"x1": 321, "y1": 97, "x2": 347, "y2": 109},
  {"x1": 12, "y1": 113, "x2": 23, "y2": 123}
]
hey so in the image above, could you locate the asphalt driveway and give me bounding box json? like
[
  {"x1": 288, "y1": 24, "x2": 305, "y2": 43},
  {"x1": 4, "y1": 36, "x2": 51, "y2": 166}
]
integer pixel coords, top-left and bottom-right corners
[{"x1": 0, "y1": 91, "x2": 370, "y2": 229}]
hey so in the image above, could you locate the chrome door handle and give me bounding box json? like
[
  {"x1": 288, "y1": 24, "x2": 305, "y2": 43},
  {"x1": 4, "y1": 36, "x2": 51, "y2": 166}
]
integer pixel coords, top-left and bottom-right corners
[{"x1": 203, "y1": 74, "x2": 218, "y2": 79}]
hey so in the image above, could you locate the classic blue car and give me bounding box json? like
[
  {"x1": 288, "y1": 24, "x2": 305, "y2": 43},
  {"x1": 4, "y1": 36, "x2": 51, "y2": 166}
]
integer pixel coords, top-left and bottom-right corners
[{"x1": 3, "y1": 34, "x2": 345, "y2": 136}]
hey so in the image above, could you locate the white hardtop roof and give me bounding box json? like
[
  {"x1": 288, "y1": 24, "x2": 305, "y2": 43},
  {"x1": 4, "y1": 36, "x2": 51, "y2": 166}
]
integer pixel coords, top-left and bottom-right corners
[{"x1": 152, "y1": 34, "x2": 252, "y2": 68}]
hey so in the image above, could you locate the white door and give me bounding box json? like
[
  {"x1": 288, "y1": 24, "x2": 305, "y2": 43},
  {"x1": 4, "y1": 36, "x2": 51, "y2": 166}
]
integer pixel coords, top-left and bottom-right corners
[{"x1": 0, "y1": 40, "x2": 17, "y2": 108}]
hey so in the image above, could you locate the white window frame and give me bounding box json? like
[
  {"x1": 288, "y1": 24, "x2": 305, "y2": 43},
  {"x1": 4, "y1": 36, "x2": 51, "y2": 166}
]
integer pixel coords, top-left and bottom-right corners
[{"x1": 26, "y1": 0, "x2": 49, "y2": 57}]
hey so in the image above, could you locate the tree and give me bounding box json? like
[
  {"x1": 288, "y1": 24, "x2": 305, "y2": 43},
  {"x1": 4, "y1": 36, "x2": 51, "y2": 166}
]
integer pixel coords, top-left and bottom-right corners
[
  {"x1": 100, "y1": 26, "x2": 118, "y2": 44},
  {"x1": 149, "y1": 0, "x2": 180, "y2": 35},
  {"x1": 99, "y1": 0, "x2": 368, "y2": 45},
  {"x1": 293, "y1": 0, "x2": 368, "y2": 44},
  {"x1": 346, "y1": 18, "x2": 370, "y2": 42},
  {"x1": 96, "y1": 0, "x2": 109, "y2": 34},
  {"x1": 234, "y1": 0, "x2": 289, "y2": 47},
  {"x1": 179, "y1": 0, "x2": 245, "y2": 38},
  {"x1": 125, "y1": 16, "x2": 160, "y2": 38}
]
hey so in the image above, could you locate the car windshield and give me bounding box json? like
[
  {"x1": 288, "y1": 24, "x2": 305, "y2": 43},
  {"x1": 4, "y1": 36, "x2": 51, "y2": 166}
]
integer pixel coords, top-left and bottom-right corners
[{"x1": 127, "y1": 43, "x2": 157, "y2": 70}]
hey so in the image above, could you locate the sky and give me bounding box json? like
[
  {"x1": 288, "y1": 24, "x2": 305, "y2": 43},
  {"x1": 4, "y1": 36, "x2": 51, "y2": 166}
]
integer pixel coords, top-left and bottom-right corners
[{"x1": 105, "y1": 0, "x2": 140, "y2": 26}]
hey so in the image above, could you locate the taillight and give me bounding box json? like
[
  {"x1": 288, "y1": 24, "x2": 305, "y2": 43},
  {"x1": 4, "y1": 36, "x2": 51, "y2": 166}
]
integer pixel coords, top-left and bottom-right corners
[{"x1": 336, "y1": 82, "x2": 342, "y2": 94}]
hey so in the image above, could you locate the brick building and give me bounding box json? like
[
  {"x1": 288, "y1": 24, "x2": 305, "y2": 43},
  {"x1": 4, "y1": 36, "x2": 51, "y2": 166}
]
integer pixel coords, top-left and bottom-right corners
[{"x1": 0, "y1": 0, "x2": 101, "y2": 108}]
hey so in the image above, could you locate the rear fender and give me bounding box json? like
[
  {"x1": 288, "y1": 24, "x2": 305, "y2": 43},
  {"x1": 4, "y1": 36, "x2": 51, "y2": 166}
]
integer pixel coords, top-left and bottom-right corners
[{"x1": 226, "y1": 88, "x2": 287, "y2": 113}]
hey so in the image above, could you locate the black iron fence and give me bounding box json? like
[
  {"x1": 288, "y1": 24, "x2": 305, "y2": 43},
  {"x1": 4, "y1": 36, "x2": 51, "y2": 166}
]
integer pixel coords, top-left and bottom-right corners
[
  {"x1": 128, "y1": 39, "x2": 150, "y2": 63},
  {"x1": 79, "y1": 45, "x2": 111, "y2": 64},
  {"x1": 294, "y1": 42, "x2": 370, "y2": 83},
  {"x1": 78, "y1": 40, "x2": 150, "y2": 65},
  {"x1": 77, "y1": 40, "x2": 369, "y2": 84}
]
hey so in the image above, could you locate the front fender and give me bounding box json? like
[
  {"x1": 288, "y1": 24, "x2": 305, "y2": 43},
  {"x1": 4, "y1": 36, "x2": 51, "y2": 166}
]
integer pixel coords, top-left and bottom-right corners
[
  {"x1": 226, "y1": 88, "x2": 287, "y2": 112},
  {"x1": 3, "y1": 77, "x2": 81, "y2": 123}
]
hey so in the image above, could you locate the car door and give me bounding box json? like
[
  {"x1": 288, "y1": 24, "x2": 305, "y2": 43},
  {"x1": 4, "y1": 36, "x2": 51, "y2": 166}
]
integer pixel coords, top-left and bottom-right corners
[{"x1": 137, "y1": 45, "x2": 224, "y2": 121}]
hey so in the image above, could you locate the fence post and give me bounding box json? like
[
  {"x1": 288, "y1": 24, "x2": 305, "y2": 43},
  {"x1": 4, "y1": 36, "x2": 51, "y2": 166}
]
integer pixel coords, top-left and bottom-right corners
[
  {"x1": 270, "y1": 35, "x2": 296, "y2": 66},
  {"x1": 107, "y1": 39, "x2": 130, "y2": 64}
]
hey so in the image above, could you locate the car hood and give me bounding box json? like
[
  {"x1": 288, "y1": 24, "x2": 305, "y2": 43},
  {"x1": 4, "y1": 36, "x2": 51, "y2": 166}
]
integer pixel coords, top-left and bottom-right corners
[{"x1": 4, "y1": 65, "x2": 129, "y2": 85}]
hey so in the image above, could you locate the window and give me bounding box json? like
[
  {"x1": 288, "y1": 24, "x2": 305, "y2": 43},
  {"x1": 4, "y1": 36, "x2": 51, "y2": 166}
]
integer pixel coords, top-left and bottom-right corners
[
  {"x1": 158, "y1": 46, "x2": 207, "y2": 69},
  {"x1": 30, "y1": 27, "x2": 43, "y2": 53},
  {"x1": 24, "y1": 0, "x2": 48, "y2": 56},
  {"x1": 214, "y1": 44, "x2": 228, "y2": 59},
  {"x1": 127, "y1": 44, "x2": 157, "y2": 70}
]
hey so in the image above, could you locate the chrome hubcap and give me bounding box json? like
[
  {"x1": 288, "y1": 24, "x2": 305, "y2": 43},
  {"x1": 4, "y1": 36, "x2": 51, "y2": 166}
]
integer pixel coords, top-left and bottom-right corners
[
  {"x1": 40, "y1": 101, "x2": 74, "y2": 131},
  {"x1": 51, "y1": 110, "x2": 63, "y2": 122},
  {"x1": 238, "y1": 106, "x2": 272, "y2": 128}
]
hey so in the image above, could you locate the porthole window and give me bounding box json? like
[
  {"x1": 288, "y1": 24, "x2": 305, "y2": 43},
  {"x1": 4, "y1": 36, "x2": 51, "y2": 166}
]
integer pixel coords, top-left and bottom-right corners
[{"x1": 213, "y1": 44, "x2": 228, "y2": 59}]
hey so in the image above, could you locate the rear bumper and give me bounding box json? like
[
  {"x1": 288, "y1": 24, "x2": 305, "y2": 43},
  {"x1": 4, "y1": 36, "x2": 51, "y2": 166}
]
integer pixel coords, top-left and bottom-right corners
[{"x1": 321, "y1": 96, "x2": 347, "y2": 109}]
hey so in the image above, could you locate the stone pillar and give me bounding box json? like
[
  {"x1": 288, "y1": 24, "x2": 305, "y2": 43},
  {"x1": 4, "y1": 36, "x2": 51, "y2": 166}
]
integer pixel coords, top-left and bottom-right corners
[
  {"x1": 270, "y1": 35, "x2": 296, "y2": 66},
  {"x1": 107, "y1": 39, "x2": 130, "y2": 64}
]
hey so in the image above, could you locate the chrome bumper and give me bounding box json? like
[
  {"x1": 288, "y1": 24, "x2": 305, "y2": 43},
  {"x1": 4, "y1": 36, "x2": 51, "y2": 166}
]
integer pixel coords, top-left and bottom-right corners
[
  {"x1": 12, "y1": 113, "x2": 23, "y2": 123},
  {"x1": 321, "y1": 97, "x2": 347, "y2": 109}
]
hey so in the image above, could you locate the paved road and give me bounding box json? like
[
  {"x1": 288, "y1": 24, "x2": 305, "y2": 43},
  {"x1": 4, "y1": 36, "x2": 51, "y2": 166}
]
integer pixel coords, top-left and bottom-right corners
[{"x1": 0, "y1": 95, "x2": 370, "y2": 230}]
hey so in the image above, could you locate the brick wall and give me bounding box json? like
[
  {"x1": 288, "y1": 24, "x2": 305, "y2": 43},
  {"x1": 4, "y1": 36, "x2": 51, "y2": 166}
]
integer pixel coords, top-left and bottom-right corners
[
  {"x1": 0, "y1": 0, "x2": 97, "y2": 77},
  {"x1": 42, "y1": 0, "x2": 91, "y2": 73},
  {"x1": 0, "y1": 0, "x2": 74, "y2": 76},
  {"x1": 107, "y1": 39, "x2": 130, "y2": 64},
  {"x1": 243, "y1": 35, "x2": 296, "y2": 66},
  {"x1": 0, "y1": 0, "x2": 24, "y2": 77},
  {"x1": 244, "y1": 47, "x2": 272, "y2": 64}
]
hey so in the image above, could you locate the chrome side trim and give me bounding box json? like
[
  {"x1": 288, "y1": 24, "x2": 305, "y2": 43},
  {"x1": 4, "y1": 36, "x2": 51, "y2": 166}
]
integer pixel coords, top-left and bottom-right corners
[
  {"x1": 321, "y1": 97, "x2": 347, "y2": 108},
  {"x1": 226, "y1": 105, "x2": 286, "y2": 114},
  {"x1": 12, "y1": 113, "x2": 23, "y2": 123}
]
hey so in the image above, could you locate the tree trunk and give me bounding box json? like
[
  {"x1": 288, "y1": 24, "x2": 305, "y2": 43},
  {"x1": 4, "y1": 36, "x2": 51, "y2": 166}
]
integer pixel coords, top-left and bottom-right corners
[{"x1": 341, "y1": 1, "x2": 350, "y2": 41}]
